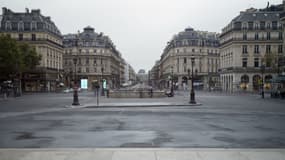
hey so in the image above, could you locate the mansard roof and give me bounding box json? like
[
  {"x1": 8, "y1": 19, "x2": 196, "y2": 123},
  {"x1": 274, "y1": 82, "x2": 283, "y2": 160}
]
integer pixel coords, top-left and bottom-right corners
[{"x1": 0, "y1": 7, "x2": 62, "y2": 37}]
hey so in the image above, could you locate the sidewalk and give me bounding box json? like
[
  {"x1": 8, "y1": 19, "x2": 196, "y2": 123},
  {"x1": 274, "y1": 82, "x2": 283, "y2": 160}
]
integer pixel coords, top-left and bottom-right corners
[{"x1": 0, "y1": 148, "x2": 284, "y2": 160}]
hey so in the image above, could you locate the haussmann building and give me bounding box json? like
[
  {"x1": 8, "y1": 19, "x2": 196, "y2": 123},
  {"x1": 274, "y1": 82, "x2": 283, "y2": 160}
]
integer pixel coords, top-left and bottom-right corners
[{"x1": 0, "y1": 7, "x2": 64, "y2": 92}]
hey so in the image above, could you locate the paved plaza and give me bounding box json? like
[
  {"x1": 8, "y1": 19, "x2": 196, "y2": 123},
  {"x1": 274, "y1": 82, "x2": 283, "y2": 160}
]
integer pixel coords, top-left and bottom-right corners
[{"x1": 0, "y1": 91, "x2": 284, "y2": 148}]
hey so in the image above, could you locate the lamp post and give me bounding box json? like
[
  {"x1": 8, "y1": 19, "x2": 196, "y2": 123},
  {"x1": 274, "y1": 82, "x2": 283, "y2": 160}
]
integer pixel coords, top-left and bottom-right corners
[
  {"x1": 101, "y1": 67, "x2": 105, "y2": 96},
  {"x1": 171, "y1": 66, "x2": 174, "y2": 96},
  {"x1": 72, "y1": 58, "x2": 80, "y2": 105},
  {"x1": 261, "y1": 64, "x2": 265, "y2": 99},
  {"x1": 189, "y1": 57, "x2": 196, "y2": 104}
]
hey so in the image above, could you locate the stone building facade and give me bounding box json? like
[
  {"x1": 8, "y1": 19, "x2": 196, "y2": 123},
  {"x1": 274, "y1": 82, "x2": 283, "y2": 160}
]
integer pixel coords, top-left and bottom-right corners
[
  {"x1": 63, "y1": 26, "x2": 124, "y2": 91},
  {"x1": 281, "y1": 1, "x2": 285, "y2": 74},
  {"x1": 159, "y1": 27, "x2": 220, "y2": 90},
  {"x1": 0, "y1": 7, "x2": 63, "y2": 92},
  {"x1": 220, "y1": 4, "x2": 283, "y2": 92}
]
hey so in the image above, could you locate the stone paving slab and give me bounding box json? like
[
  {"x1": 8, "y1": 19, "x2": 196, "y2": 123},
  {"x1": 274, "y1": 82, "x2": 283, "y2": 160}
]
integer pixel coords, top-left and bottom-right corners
[{"x1": 0, "y1": 148, "x2": 284, "y2": 160}]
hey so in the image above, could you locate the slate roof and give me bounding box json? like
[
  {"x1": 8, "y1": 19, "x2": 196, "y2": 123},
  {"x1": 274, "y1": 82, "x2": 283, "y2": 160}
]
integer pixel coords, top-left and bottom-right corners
[{"x1": 0, "y1": 7, "x2": 61, "y2": 37}]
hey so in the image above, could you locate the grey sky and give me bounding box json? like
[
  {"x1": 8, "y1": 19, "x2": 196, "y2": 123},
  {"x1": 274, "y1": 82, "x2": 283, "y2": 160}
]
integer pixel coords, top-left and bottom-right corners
[{"x1": 1, "y1": 0, "x2": 282, "y2": 72}]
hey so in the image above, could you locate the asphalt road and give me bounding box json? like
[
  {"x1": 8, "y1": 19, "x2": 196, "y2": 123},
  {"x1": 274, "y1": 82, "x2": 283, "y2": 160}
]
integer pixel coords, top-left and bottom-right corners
[{"x1": 0, "y1": 91, "x2": 284, "y2": 148}]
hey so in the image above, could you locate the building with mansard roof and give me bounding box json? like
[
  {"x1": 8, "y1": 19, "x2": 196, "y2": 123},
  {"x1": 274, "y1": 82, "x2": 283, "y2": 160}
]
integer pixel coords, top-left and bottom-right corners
[
  {"x1": 220, "y1": 3, "x2": 283, "y2": 92},
  {"x1": 159, "y1": 27, "x2": 220, "y2": 90},
  {"x1": 63, "y1": 26, "x2": 126, "y2": 90},
  {"x1": 0, "y1": 7, "x2": 63, "y2": 92}
]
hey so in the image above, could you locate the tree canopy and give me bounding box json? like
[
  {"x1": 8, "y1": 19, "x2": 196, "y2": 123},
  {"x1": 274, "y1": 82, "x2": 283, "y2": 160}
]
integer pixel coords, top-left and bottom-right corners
[{"x1": 0, "y1": 35, "x2": 41, "y2": 79}]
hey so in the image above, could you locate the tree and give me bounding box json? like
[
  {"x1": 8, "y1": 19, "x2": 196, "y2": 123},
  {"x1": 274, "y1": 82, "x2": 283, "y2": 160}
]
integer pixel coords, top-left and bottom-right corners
[
  {"x1": 0, "y1": 35, "x2": 20, "y2": 78},
  {"x1": 0, "y1": 35, "x2": 41, "y2": 94}
]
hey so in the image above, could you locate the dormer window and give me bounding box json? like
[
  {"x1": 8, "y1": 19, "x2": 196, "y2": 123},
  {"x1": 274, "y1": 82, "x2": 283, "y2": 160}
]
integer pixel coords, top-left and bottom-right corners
[
  {"x1": 31, "y1": 21, "x2": 37, "y2": 30},
  {"x1": 242, "y1": 22, "x2": 248, "y2": 30}
]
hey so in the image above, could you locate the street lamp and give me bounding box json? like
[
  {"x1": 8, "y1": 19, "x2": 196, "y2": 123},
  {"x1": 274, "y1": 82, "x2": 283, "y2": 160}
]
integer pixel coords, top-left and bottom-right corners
[
  {"x1": 101, "y1": 67, "x2": 105, "y2": 96},
  {"x1": 189, "y1": 57, "x2": 196, "y2": 104},
  {"x1": 171, "y1": 66, "x2": 174, "y2": 96},
  {"x1": 261, "y1": 64, "x2": 265, "y2": 99},
  {"x1": 72, "y1": 58, "x2": 80, "y2": 105}
]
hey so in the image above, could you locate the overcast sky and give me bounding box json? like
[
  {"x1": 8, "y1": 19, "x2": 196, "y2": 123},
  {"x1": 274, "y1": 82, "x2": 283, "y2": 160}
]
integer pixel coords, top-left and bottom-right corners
[{"x1": 1, "y1": 0, "x2": 282, "y2": 72}]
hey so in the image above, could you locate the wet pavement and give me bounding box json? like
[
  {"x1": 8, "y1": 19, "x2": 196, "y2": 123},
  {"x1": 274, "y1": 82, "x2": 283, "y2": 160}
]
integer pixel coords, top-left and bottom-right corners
[{"x1": 0, "y1": 91, "x2": 284, "y2": 148}]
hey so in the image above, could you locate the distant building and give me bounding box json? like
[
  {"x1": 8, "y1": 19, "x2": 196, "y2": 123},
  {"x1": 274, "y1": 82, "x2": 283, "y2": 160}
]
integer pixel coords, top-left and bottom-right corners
[
  {"x1": 137, "y1": 69, "x2": 148, "y2": 83},
  {"x1": 150, "y1": 60, "x2": 160, "y2": 88},
  {"x1": 220, "y1": 3, "x2": 283, "y2": 92},
  {"x1": 63, "y1": 26, "x2": 125, "y2": 90},
  {"x1": 159, "y1": 27, "x2": 220, "y2": 90},
  {"x1": 0, "y1": 7, "x2": 63, "y2": 92}
]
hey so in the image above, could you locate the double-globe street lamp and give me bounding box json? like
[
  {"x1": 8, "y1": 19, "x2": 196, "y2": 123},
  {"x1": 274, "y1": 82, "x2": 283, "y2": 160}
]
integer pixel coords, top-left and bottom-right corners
[
  {"x1": 261, "y1": 64, "x2": 265, "y2": 99},
  {"x1": 189, "y1": 57, "x2": 196, "y2": 104},
  {"x1": 72, "y1": 58, "x2": 80, "y2": 105}
]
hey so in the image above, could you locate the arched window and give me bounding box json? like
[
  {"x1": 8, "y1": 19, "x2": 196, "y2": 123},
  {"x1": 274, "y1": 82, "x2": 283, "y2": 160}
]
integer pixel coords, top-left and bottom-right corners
[{"x1": 241, "y1": 75, "x2": 249, "y2": 83}]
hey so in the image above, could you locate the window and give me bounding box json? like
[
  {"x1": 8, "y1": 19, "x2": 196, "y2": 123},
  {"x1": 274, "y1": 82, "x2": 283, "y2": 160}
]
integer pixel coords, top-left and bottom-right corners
[
  {"x1": 254, "y1": 58, "x2": 259, "y2": 67},
  {"x1": 86, "y1": 67, "x2": 89, "y2": 73},
  {"x1": 78, "y1": 58, "x2": 81, "y2": 65},
  {"x1": 78, "y1": 67, "x2": 81, "y2": 73},
  {"x1": 266, "y1": 22, "x2": 271, "y2": 29},
  {"x1": 242, "y1": 58, "x2": 247, "y2": 67},
  {"x1": 177, "y1": 58, "x2": 179, "y2": 73},
  {"x1": 192, "y1": 49, "x2": 195, "y2": 52},
  {"x1": 266, "y1": 45, "x2": 271, "y2": 53},
  {"x1": 176, "y1": 49, "x2": 179, "y2": 53},
  {"x1": 254, "y1": 45, "x2": 259, "y2": 54},
  {"x1": 184, "y1": 57, "x2": 187, "y2": 64},
  {"x1": 272, "y1": 21, "x2": 277, "y2": 30},
  {"x1": 183, "y1": 48, "x2": 186, "y2": 53},
  {"x1": 93, "y1": 59, "x2": 97, "y2": 65},
  {"x1": 31, "y1": 34, "x2": 36, "y2": 41},
  {"x1": 86, "y1": 58, "x2": 89, "y2": 65},
  {"x1": 278, "y1": 45, "x2": 283, "y2": 53},
  {"x1": 254, "y1": 22, "x2": 259, "y2": 29},
  {"x1": 248, "y1": 22, "x2": 253, "y2": 30},
  {"x1": 279, "y1": 32, "x2": 283, "y2": 40},
  {"x1": 5, "y1": 21, "x2": 12, "y2": 30},
  {"x1": 18, "y1": 34, "x2": 23, "y2": 41},
  {"x1": 266, "y1": 32, "x2": 270, "y2": 40},
  {"x1": 18, "y1": 21, "x2": 24, "y2": 31},
  {"x1": 243, "y1": 33, "x2": 247, "y2": 40},
  {"x1": 255, "y1": 33, "x2": 259, "y2": 40},
  {"x1": 242, "y1": 45, "x2": 248, "y2": 54},
  {"x1": 31, "y1": 21, "x2": 37, "y2": 30},
  {"x1": 260, "y1": 21, "x2": 265, "y2": 30},
  {"x1": 242, "y1": 22, "x2": 248, "y2": 30}
]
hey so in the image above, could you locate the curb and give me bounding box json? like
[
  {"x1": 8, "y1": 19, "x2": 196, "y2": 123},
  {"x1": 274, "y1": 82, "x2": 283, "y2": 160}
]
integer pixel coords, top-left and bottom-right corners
[{"x1": 85, "y1": 103, "x2": 203, "y2": 108}]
